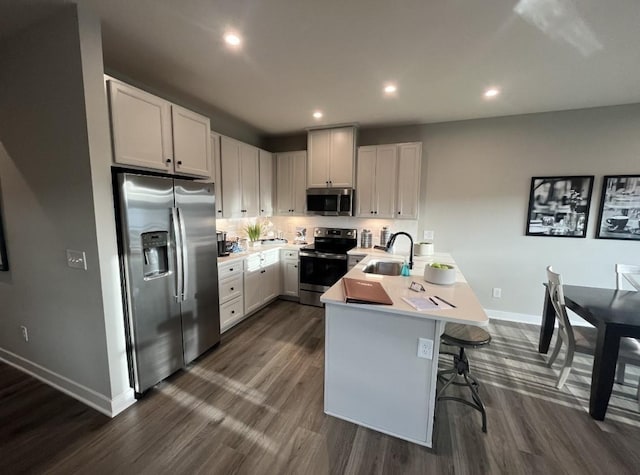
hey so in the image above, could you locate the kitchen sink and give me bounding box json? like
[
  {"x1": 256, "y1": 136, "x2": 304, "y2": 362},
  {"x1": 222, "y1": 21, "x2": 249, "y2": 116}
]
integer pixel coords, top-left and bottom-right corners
[{"x1": 362, "y1": 260, "x2": 403, "y2": 276}]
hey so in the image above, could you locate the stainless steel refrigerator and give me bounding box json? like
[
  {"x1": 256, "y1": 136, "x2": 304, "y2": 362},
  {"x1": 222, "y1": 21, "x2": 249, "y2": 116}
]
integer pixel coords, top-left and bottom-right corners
[{"x1": 116, "y1": 173, "x2": 220, "y2": 394}]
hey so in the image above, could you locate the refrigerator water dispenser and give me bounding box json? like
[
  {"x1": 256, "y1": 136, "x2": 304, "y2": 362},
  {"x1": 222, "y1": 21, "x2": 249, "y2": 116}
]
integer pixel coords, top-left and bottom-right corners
[{"x1": 142, "y1": 232, "x2": 169, "y2": 278}]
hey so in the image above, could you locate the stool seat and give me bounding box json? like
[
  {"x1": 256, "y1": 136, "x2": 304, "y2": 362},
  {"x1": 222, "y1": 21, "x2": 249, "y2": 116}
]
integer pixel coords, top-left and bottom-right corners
[{"x1": 441, "y1": 323, "x2": 491, "y2": 348}]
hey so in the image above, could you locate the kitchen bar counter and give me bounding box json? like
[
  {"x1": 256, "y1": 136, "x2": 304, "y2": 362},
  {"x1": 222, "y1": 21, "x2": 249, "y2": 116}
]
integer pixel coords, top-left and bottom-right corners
[
  {"x1": 321, "y1": 253, "x2": 487, "y2": 326},
  {"x1": 320, "y1": 252, "x2": 487, "y2": 448}
]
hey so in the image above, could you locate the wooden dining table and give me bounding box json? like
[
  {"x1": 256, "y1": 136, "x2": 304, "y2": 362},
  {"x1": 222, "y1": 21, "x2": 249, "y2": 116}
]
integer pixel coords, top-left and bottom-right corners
[{"x1": 539, "y1": 284, "x2": 640, "y2": 420}]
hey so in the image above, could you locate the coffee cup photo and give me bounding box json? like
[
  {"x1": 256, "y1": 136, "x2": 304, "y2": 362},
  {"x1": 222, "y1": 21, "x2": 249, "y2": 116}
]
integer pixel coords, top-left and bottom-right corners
[{"x1": 606, "y1": 216, "x2": 629, "y2": 230}]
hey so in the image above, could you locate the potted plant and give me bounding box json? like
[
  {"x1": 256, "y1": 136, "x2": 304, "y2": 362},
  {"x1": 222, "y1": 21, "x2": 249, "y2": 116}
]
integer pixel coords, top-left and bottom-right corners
[{"x1": 245, "y1": 222, "x2": 263, "y2": 247}]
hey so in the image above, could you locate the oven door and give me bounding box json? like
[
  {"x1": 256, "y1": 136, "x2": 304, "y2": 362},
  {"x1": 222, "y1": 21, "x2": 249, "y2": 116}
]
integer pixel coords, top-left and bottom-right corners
[{"x1": 299, "y1": 251, "x2": 348, "y2": 291}]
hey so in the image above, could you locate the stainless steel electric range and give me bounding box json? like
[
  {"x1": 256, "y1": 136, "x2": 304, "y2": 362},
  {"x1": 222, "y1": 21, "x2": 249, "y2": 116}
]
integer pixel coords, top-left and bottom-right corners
[{"x1": 299, "y1": 227, "x2": 357, "y2": 307}]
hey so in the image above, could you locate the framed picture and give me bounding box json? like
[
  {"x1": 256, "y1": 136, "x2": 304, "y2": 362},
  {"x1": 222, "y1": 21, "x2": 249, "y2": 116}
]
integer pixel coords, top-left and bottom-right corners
[
  {"x1": 0, "y1": 205, "x2": 7, "y2": 271},
  {"x1": 596, "y1": 175, "x2": 640, "y2": 240},
  {"x1": 526, "y1": 175, "x2": 594, "y2": 238}
]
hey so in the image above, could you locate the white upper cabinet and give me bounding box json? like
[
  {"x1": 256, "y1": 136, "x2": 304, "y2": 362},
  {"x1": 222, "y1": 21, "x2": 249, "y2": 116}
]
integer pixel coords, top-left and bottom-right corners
[
  {"x1": 259, "y1": 149, "x2": 275, "y2": 216},
  {"x1": 307, "y1": 126, "x2": 356, "y2": 188},
  {"x1": 396, "y1": 142, "x2": 422, "y2": 219},
  {"x1": 276, "y1": 151, "x2": 307, "y2": 215},
  {"x1": 220, "y1": 136, "x2": 259, "y2": 218},
  {"x1": 356, "y1": 142, "x2": 421, "y2": 219},
  {"x1": 107, "y1": 79, "x2": 211, "y2": 178},
  {"x1": 171, "y1": 105, "x2": 211, "y2": 177},
  {"x1": 356, "y1": 145, "x2": 398, "y2": 218}
]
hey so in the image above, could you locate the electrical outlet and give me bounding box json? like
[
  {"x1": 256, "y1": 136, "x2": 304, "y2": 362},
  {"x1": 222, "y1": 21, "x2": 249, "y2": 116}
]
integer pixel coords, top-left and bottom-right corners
[
  {"x1": 492, "y1": 287, "x2": 502, "y2": 298},
  {"x1": 20, "y1": 325, "x2": 29, "y2": 342},
  {"x1": 423, "y1": 230, "x2": 434, "y2": 241},
  {"x1": 417, "y1": 338, "x2": 433, "y2": 359},
  {"x1": 66, "y1": 249, "x2": 87, "y2": 270}
]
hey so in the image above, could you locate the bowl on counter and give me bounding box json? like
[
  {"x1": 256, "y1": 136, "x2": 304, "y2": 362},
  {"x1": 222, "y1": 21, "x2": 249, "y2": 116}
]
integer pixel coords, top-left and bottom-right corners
[{"x1": 423, "y1": 263, "x2": 456, "y2": 285}]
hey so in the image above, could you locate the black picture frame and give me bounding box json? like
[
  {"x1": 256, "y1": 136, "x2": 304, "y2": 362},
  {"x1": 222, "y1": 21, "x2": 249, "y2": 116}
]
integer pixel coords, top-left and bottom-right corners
[
  {"x1": 0, "y1": 205, "x2": 7, "y2": 271},
  {"x1": 595, "y1": 175, "x2": 640, "y2": 240},
  {"x1": 525, "y1": 175, "x2": 594, "y2": 238}
]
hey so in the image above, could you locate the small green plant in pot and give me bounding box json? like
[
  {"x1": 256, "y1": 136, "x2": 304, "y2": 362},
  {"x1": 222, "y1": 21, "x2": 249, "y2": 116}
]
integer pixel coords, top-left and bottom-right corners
[{"x1": 245, "y1": 223, "x2": 263, "y2": 246}]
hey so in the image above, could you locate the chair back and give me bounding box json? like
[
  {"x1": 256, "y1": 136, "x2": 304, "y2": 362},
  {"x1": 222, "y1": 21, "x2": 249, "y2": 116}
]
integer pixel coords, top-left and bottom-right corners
[
  {"x1": 616, "y1": 264, "x2": 640, "y2": 291},
  {"x1": 546, "y1": 266, "x2": 575, "y2": 346}
]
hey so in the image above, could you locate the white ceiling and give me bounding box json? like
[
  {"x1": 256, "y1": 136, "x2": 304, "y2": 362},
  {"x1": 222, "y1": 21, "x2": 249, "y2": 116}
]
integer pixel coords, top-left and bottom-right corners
[{"x1": 2, "y1": 0, "x2": 640, "y2": 135}]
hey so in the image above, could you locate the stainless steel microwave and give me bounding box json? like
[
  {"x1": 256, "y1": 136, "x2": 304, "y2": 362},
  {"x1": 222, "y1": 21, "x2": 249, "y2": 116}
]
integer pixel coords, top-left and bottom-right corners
[{"x1": 306, "y1": 188, "x2": 354, "y2": 216}]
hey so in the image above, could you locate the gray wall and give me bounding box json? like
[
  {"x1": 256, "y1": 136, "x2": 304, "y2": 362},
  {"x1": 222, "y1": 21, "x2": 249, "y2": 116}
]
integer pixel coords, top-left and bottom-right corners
[
  {"x1": 0, "y1": 4, "x2": 130, "y2": 412},
  {"x1": 266, "y1": 105, "x2": 640, "y2": 318}
]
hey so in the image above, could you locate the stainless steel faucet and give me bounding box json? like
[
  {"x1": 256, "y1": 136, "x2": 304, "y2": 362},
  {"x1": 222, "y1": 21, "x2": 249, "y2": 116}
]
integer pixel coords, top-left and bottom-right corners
[{"x1": 386, "y1": 232, "x2": 414, "y2": 269}]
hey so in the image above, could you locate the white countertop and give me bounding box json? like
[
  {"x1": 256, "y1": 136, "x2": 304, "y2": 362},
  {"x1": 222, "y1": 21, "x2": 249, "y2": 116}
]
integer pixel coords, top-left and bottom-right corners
[
  {"x1": 321, "y1": 252, "x2": 488, "y2": 326},
  {"x1": 217, "y1": 242, "x2": 305, "y2": 264}
]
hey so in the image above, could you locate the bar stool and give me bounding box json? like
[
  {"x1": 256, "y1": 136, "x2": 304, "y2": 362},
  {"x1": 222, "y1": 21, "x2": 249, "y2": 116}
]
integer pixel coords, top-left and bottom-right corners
[{"x1": 437, "y1": 323, "x2": 492, "y2": 433}]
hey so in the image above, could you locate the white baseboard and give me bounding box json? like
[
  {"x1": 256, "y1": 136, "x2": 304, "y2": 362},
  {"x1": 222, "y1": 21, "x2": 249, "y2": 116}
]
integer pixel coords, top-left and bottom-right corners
[
  {"x1": 486, "y1": 309, "x2": 541, "y2": 325},
  {"x1": 485, "y1": 308, "x2": 591, "y2": 327},
  {"x1": 0, "y1": 348, "x2": 135, "y2": 417}
]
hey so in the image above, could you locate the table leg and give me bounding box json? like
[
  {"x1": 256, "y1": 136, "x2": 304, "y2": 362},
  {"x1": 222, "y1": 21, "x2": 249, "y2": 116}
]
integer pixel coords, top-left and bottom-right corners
[
  {"x1": 589, "y1": 326, "x2": 620, "y2": 420},
  {"x1": 538, "y1": 287, "x2": 555, "y2": 353}
]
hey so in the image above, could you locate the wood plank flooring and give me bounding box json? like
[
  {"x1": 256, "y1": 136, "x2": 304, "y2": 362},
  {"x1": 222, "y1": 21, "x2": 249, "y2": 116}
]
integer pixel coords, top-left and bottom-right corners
[{"x1": 1, "y1": 301, "x2": 639, "y2": 474}]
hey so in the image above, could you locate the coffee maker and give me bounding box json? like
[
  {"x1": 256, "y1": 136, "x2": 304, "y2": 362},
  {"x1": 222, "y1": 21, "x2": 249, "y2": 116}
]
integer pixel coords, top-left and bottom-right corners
[{"x1": 216, "y1": 231, "x2": 229, "y2": 257}]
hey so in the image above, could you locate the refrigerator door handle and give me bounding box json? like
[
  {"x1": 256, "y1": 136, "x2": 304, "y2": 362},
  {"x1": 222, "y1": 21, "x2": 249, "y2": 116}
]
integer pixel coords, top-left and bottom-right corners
[
  {"x1": 171, "y1": 207, "x2": 183, "y2": 302},
  {"x1": 177, "y1": 207, "x2": 188, "y2": 301}
]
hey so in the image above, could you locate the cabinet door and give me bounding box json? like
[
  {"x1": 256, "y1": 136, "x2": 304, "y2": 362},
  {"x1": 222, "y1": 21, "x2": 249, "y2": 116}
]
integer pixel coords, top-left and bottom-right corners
[
  {"x1": 283, "y1": 260, "x2": 299, "y2": 297},
  {"x1": 240, "y1": 144, "x2": 260, "y2": 216},
  {"x1": 291, "y1": 151, "x2": 307, "y2": 215},
  {"x1": 108, "y1": 80, "x2": 172, "y2": 172},
  {"x1": 307, "y1": 129, "x2": 331, "y2": 187},
  {"x1": 355, "y1": 146, "x2": 376, "y2": 217},
  {"x1": 244, "y1": 268, "x2": 263, "y2": 315},
  {"x1": 263, "y1": 263, "x2": 281, "y2": 302},
  {"x1": 210, "y1": 133, "x2": 223, "y2": 217},
  {"x1": 328, "y1": 127, "x2": 355, "y2": 187},
  {"x1": 276, "y1": 153, "x2": 293, "y2": 215},
  {"x1": 396, "y1": 143, "x2": 422, "y2": 219},
  {"x1": 259, "y1": 149, "x2": 274, "y2": 216},
  {"x1": 374, "y1": 145, "x2": 398, "y2": 218},
  {"x1": 172, "y1": 105, "x2": 211, "y2": 178},
  {"x1": 220, "y1": 136, "x2": 243, "y2": 218}
]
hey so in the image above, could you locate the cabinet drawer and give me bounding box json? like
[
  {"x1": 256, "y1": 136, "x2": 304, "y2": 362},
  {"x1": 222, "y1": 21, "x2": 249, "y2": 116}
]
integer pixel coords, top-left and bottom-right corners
[
  {"x1": 282, "y1": 250, "x2": 299, "y2": 260},
  {"x1": 218, "y1": 260, "x2": 242, "y2": 278},
  {"x1": 219, "y1": 274, "x2": 243, "y2": 304},
  {"x1": 220, "y1": 297, "x2": 244, "y2": 332}
]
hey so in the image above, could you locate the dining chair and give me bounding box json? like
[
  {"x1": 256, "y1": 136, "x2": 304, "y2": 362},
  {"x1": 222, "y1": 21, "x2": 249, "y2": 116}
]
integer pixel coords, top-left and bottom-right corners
[
  {"x1": 546, "y1": 266, "x2": 640, "y2": 399},
  {"x1": 615, "y1": 264, "x2": 640, "y2": 387}
]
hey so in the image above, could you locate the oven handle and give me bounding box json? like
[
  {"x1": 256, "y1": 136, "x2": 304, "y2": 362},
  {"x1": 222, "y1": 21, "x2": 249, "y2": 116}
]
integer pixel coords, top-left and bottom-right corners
[{"x1": 299, "y1": 251, "x2": 348, "y2": 260}]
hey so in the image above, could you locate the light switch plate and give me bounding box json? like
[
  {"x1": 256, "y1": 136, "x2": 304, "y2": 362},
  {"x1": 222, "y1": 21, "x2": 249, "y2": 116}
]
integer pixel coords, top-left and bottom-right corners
[
  {"x1": 423, "y1": 230, "x2": 434, "y2": 241},
  {"x1": 66, "y1": 249, "x2": 87, "y2": 270}
]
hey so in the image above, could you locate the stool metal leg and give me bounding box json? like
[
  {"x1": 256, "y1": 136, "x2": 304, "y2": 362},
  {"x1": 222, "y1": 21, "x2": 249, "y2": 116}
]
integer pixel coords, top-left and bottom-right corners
[{"x1": 436, "y1": 345, "x2": 488, "y2": 433}]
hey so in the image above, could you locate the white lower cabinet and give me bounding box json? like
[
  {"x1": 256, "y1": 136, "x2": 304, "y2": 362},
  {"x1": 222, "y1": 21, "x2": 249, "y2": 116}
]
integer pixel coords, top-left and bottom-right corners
[
  {"x1": 218, "y1": 260, "x2": 245, "y2": 333},
  {"x1": 281, "y1": 249, "x2": 299, "y2": 298},
  {"x1": 243, "y1": 248, "x2": 281, "y2": 316}
]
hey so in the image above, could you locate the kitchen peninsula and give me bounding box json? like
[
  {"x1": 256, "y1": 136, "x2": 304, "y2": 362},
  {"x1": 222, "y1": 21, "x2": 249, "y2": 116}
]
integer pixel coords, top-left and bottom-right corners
[{"x1": 320, "y1": 252, "x2": 488, "y2": 447}]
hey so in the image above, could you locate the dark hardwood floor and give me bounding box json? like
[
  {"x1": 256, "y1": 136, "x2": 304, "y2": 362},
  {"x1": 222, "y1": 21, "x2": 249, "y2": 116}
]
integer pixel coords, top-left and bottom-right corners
[{"x1": 1, "y1": 300, "x2": 639, "y2": 474}]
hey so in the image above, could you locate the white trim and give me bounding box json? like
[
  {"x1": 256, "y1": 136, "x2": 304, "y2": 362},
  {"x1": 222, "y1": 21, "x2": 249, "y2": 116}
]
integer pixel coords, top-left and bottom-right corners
[
  {"x1": 485, "y1": 308, "x2": 591, "y2": 327},
  {"x1": 0, "y1": 348, "x2": 136, "y2": 417}
]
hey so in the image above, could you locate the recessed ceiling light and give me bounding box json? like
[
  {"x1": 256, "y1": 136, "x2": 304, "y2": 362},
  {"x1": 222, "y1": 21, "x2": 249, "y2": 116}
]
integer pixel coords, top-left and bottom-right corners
[
  {"x1": 224, "y1": 32, "x2": 242, "y2": 47},
  {"x1": 384, "y1": 84, "x2": 397, "y2": 94},
  {"x1": 484, "y1": 88, "x2": 500, "y2": 98},
  {"x1": 313, "y1": 111, "x2": 323, "y2": 119}
]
